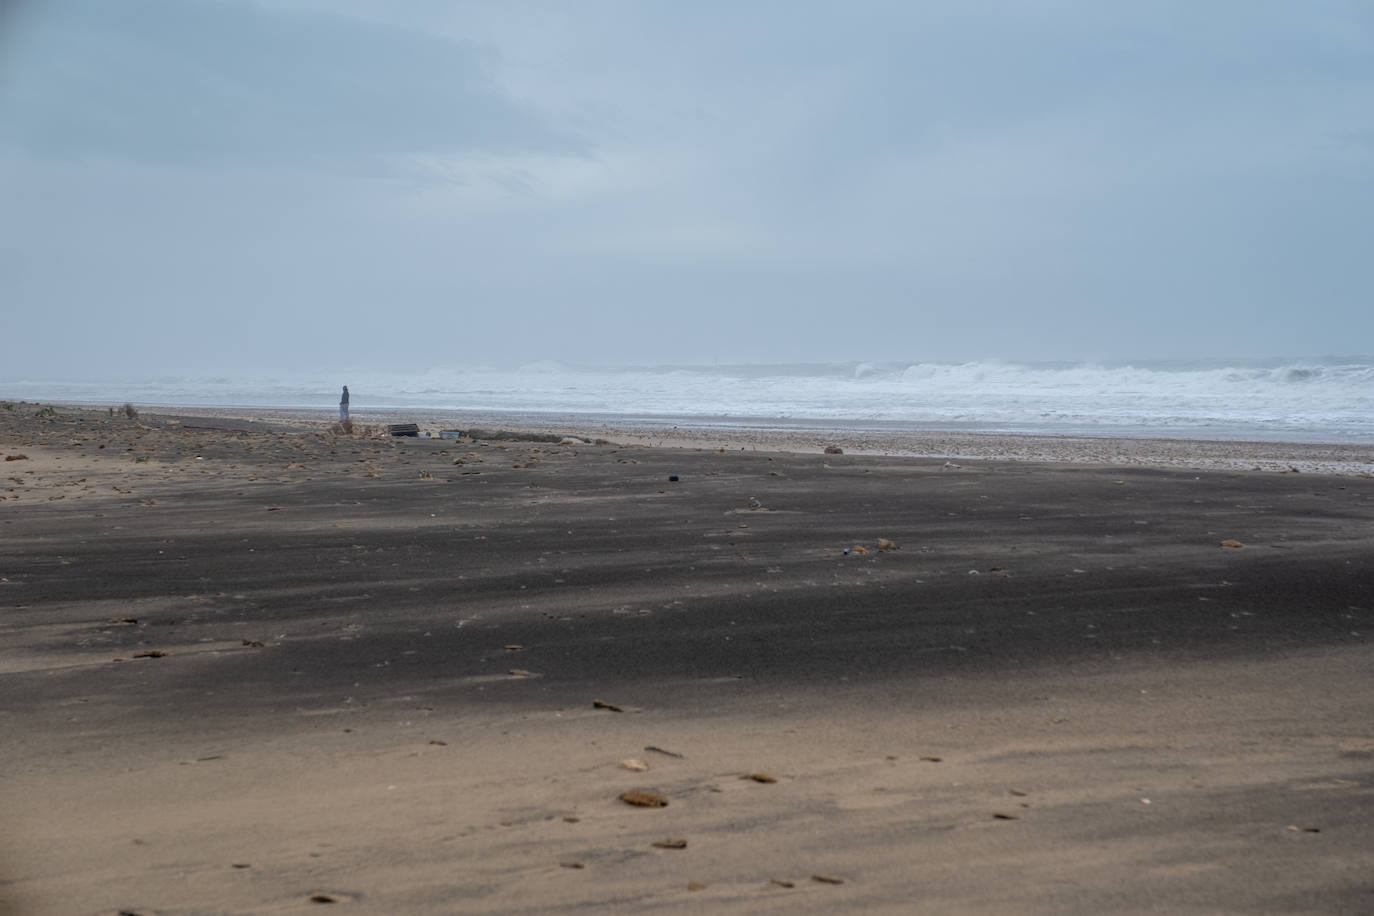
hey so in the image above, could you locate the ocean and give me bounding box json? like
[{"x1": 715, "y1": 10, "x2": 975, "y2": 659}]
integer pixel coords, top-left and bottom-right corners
[{"x1": 4, "y1": 358, "x2": 1372, "y2": 444}]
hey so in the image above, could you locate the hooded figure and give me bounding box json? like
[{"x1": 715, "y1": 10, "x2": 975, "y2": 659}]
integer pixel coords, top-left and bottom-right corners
[{"x1": 340, "y1": 385, "x2": 350, "y2": 422}]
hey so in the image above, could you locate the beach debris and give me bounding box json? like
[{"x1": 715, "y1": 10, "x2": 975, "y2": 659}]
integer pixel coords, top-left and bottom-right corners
[
  {"x1": 619, "y1": 789, "x2": 669, "y2": 807},
  {"x1": 687, "y1": 881, "x2": 707, "y2": 891},
  {"x1": 242, "y1": 639, "x2": 265, "y2": 648},
  {"x1": 559, "y1": 860, "x2": 585, "y2": 869},
  {"x1": 1220, "y1": 539, "x2": 1245, "y2": 549},
  {"x1": 877, "y1": 538, "x2": 898, "y2": 551},
  {"x1": 1008, "y1": 789, "x2": 1028, "y2": 796},
  {"x1": 1287, "y1": 825, "x2": 1321, "y2": 833},
  {"x1": 231, "y1": 863, "x2": 251, "y2": 869},
  {"x1": 743, "y1": 772, "x2": 777, "y2": 783},
  {"x1": 942, "y1": 461, "x2": 961, "y2": 470},
  {"x1": 920, "y1": 756, "x2": 943, "y2": 763},
  {"x1": 563, "y1": 816, "x2": 580, "y2": 823},
  {"x1": 847, "y1": 545, "x2": 869, "y2": 555},
  {"x1": 106, "y1": 617, "x2": 139, "y2": 625},
  {"x1": 4, "y1": 454, "x2": 28, "y2": 461},
  {"x1": 644, "y1": 745, "x2": 684, "y2": 758},
  {"x1": 504, "y1": 644, "x2": 525, "y2": 651},
  {"x1": 132, "y1": 650, "x2": 167, "y2": 659},
  {"x1": 652, "y1": 838, "x2": 688, "y2": 849},
  {"x1": 508, "y1": 669, "x2": 535, "y2": 677},
  {"x1": 748, "y1": 497, "x2": 763, "y2": 509},
  {"x1": 1114, "y1": 479, "x2": 1125, "y2": 484},
  {"x1": 824, "y1": 446, "x2": 844, "y2": 455},
  {"x1": 668, "y1": 475, "x2": 680, "y2": 482},
  {"x1": 770, "y1": 878, "x2": 796, "y2": 888},
  {"x1": 619, "y1": 758, "x2": 649, "y2": 772},
  {"x1": 992, "y1": 813, "x2": 1019, "y2": 820},
  {"x1": 593, "y1": 699, "x2": 624, "y2": 712},
  {"x1": 309, "y1": 893, "x2": 340, "y2": 903},
  {"x1": 812, "y1": 874, "x2": 845, "y2": 884}
]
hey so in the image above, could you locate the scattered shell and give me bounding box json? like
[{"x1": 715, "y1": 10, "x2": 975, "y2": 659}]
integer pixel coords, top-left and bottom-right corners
[
  {"x1": 619, "y1": 758, "x2": 649, "y2": 772},
  {"x1": 1220, "y1": 539, "x2": 1245, "y2": 549},
  {"x1": 619, "y1": 789, "x2": 669, "y2": 807}
]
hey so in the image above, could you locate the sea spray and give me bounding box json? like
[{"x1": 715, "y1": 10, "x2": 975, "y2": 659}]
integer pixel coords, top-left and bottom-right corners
[{"x1": 4, "y1": 358, "x2": 1371, "y2": 443}]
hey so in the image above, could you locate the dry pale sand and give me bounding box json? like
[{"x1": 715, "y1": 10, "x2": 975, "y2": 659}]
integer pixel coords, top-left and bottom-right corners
[{"x1": 1, "y1": 402, "x2": 1372, "y2": 915}]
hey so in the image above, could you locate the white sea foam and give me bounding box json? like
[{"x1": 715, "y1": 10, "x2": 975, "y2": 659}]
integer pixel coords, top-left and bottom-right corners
[{"x1": 4, "y1": 358, "x2": 1372, "y2": 443}]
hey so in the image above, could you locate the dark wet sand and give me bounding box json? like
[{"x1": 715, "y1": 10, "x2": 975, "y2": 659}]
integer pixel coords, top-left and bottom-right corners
[{"x1": 2, "y1": 404, "x2": 1373, "y2": 914}]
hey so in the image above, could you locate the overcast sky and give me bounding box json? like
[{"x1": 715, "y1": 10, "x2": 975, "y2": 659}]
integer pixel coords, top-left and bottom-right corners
[{"x1": 1, "y1": 0, "x2": 1371, "y2": 375}]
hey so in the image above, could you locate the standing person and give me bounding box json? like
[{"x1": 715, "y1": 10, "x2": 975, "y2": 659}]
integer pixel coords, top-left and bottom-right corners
[{"x1": 339, "y1": 385, "x2": 350, "y2": 422}]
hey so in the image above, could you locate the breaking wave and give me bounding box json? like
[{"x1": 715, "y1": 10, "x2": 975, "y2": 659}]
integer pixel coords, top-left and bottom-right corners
[{"x1": 4, "y1": 358, "x2": 1372, "y2": 443}]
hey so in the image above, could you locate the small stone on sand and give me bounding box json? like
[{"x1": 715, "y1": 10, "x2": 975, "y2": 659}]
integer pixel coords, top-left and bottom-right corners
[{"x1": 619, "y1": 789, "x2": 669, "y2": 807}]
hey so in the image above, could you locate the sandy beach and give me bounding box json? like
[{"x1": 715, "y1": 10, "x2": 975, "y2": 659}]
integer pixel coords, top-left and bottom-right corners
[{"x1": 2, "y1": 402, "x2": 1372, "y2": 914}]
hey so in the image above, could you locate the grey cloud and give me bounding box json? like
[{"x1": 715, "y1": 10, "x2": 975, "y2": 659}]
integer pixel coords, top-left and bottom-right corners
[{"x1": 0, "y1": 0, "x2": 580, "y2": 168}]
